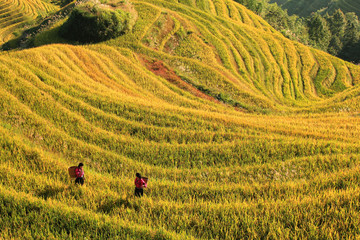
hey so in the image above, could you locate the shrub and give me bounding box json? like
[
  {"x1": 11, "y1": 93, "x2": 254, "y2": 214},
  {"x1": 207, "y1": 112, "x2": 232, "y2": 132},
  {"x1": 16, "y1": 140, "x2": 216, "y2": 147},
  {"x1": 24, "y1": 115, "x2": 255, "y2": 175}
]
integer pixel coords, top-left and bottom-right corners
[{"x1": 60, "y1": 1, "x2": 131, "y2": 43}]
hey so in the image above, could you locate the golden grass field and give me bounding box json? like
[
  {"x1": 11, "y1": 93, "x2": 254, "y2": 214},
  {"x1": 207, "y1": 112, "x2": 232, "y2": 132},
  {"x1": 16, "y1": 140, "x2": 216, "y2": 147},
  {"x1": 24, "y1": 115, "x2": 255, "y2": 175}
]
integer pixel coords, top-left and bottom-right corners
[{"x1": 1, "y1": 0, "x2": 360, "y2": 239}]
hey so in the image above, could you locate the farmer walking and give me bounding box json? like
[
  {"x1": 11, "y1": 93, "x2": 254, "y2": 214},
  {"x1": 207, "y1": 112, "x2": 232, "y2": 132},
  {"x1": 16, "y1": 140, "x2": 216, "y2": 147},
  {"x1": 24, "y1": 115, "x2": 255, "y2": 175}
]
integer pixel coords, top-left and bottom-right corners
[
  {"x1": 134, "y1": 173, "x2": 146, "y2": 197},
  {"x1": 75, "y1": 163, "x2": 85, "y2": 185}
]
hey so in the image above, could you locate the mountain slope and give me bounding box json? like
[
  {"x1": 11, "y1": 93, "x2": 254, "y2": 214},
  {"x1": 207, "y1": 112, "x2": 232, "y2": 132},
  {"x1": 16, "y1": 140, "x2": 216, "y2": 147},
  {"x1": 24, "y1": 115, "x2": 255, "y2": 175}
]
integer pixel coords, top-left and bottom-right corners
[
  {"x1": 113, "y1": 0, "x2": 360, "y2": 109},
  {"x1": 0, "y1": 0, "x2": 57, "y2": 43},
  {"x1": 270, "y1": 0, "x2": 360, "y2": 17},
  {"x1": 1, "y1": 0, "x2": 360, "y2": 239}
]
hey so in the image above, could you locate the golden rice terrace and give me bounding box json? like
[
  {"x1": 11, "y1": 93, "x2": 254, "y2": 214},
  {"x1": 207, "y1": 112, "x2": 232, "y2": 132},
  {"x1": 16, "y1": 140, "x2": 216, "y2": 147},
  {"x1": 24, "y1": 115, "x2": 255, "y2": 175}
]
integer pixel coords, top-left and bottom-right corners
[{"x1": 0, "y1": 0, "x2": 360, "y2": 239}]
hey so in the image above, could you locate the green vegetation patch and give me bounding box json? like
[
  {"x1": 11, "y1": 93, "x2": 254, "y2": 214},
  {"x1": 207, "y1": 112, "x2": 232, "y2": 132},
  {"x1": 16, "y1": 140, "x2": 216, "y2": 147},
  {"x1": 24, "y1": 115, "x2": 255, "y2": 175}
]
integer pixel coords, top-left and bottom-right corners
[{"x1": 60, "y1": 0, "x2": 134, "y2": 43}]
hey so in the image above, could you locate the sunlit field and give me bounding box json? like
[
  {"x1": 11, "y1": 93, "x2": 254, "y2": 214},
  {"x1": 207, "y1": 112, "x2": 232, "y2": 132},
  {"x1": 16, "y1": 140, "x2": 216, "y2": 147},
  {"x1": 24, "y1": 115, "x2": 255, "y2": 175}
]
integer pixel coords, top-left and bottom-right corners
[{"x1": 1, "y1": 0, "x2": 360, "y2": 239}]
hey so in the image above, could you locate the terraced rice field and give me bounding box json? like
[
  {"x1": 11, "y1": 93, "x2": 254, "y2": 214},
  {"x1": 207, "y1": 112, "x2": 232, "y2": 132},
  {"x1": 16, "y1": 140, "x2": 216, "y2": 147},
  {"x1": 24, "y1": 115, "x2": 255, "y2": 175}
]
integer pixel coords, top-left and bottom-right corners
[
  {"x1": 270, "y1": 0, "x2": 360, "y2": 17},
  {"x1": 1, "y1": 0, "x2": 360, "y2": 239},
  {"x1": 0, "y1": 0, "x2": 57, "y2": 43}
]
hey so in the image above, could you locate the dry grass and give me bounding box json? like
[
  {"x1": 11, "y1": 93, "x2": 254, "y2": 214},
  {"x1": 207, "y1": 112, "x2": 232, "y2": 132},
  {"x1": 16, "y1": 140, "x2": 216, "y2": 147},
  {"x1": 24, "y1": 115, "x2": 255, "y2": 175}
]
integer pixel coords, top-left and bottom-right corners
[{"x1": 0, "y1": 0, "x2": 360, "y2": 239}]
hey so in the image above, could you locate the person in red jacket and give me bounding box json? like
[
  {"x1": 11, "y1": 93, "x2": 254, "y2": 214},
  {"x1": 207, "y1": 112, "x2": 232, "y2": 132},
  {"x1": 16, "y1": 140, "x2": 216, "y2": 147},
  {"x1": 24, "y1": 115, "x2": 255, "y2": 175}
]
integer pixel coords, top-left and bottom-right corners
[
  {"x1": 134, "y1": 173, "x2": 146, "y2": 197},
  {"x1": 75, "y1": 163, "x2": 85, "y2": 185}
]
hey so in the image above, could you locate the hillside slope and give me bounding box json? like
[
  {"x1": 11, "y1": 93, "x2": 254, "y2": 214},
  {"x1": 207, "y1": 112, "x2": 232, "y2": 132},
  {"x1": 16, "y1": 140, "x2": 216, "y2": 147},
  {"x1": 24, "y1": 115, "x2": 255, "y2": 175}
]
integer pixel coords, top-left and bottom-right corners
[
  {"x1": 115, "y1": 0, "x2": 360, "y2": 110},
  {"x1": 269, "y1": 0, "x2": 360, "y2": 17},
  {"x1": 1, "y1": 0, "x2": 360, "y2": 239},
  {"x1": 0, "y1": 0, "x2": 58, "y2": 43}
]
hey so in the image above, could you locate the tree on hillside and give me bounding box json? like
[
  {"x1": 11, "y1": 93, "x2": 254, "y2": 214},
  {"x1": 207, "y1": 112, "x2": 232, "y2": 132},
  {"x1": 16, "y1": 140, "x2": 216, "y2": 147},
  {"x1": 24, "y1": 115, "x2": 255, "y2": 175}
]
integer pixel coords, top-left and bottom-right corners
[
  {"x1": 264, "y1": 3, "x2": 290, "y2": 29},
  {"x1": 339, "y1": 40, "x2": 360, "y2": 63},
  {"x1": 328, "y1": 36, "x2": 342, "y2": 55},
  {"x1": 308, "y1": 13, "x2": 331, "y2": 51},
  {"x1": 326, "y1": 9, "x2": 346, "y2": 37},
  {"x1": 60, "y1": 1, "x2": 132, "y2": 43},
  {"x1": 326, "y1": 10, "x2": 360, "y2": 58},
  {"x1": 343, "y1": 12, "x2": 360, "y2": 46},
  {"x1": 326, "y1": 9, "x2": 346, "y2": 54},
  {"x1": 339, "y1": 14, "x2": 360, "y2": 63},
  {"x1": 234, "y1": 0, "x2": 266, "y2": 15}
]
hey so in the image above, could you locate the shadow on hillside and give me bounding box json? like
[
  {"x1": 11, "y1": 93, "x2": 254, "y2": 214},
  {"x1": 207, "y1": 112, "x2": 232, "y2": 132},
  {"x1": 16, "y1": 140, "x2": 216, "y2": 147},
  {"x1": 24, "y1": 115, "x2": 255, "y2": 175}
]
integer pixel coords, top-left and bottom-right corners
[
  {"x1": 98, "y1": 197, "x2": 140, "y2": 214},
  {"x1": 36, "y1": 185, "x2": 65, "y2": 200}
]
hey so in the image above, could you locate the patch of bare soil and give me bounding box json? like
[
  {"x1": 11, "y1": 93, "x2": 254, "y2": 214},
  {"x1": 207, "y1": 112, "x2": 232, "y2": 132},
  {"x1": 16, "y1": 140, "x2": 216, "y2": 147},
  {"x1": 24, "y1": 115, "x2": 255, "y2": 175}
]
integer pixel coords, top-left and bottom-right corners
[{"x1": 138, "y1": 54, "x2": 220, "y2": 103}]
